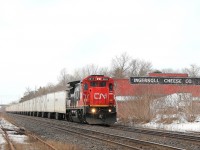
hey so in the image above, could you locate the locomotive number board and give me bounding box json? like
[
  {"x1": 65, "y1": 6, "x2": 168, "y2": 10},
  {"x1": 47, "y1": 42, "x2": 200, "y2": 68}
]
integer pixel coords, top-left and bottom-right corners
[{"x1": 130, "y1": 77, "x2": 200, "y2": 85}]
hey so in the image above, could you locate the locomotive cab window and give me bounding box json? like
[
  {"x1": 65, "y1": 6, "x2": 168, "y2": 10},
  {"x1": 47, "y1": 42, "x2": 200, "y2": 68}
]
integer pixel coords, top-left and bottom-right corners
[
  {"x1": 109, "y1": 83, "x2": 113, "y2": 91},
  {"x1": 90, "y1": 81, "x2": 98, "y2": 87},
  {"x1": 100, "y1": 81, "x2": 106, "y2": 87},
  {"x1": 74, "y1": 84, "x2": 80, "y2": 101},
  {"x1": 84, "y1": 83, "x2": 88, "y2": 90}
]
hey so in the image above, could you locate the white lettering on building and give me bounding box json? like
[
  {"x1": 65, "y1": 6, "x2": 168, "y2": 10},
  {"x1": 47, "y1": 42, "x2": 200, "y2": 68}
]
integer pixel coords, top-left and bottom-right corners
[
  {"x1": 164, "y1": 79, "x2": 182, "y2": 84},
  {"x1": 185, "y1": 79, "x2": 192, "y2": 84},
  {"x1": 134, "y1": 78, "x2": 159, "y2": 83}
]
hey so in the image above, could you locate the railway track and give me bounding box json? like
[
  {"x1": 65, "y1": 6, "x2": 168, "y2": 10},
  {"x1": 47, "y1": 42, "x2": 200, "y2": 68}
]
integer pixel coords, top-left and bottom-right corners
[
  {"x1": 25, "y1": 132, "x2": 57, "y2": 150},
  {"x1": 111, "y1": 124, "x2": 200, "y2": 143},
  {"x1": 28, "y1": 121, "x2": 183, "y2": 150},
  {"x1": 0, "y1": 117, "x2": 58, "y2": 150},
  {"x1": 9, "y1": 114, "x2": 184, "y2": 150},
  {"x1": 1, "y1": 124, "x2": 15, "y2": 150}
]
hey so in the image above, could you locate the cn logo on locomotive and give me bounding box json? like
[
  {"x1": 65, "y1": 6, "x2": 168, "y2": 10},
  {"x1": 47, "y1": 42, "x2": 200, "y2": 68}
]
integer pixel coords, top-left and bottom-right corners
[{"x1": 94, "y1": 93, "x2": 107, "y2": 100}]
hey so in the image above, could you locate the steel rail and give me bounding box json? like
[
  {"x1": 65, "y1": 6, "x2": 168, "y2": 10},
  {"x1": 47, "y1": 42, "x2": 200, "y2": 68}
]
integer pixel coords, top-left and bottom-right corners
[
  {"x1": 12, "y1": 114, "x2": 185, "y2": 150},
  {"x1": 30, "y1": 121, "x2": 142, "y2": 150},
  {"x1": 112, "y1": 125, "x2": 200, "y2": 143},
  {"x1": 0, "y1": 124, "x2": 15, "y2": 150},
  {"x1": 1, "y1": 116, "x2": 58, "y2": 150},
  {"x1": 25, "y1": 132, "x2": 58, "y2": 150},
  {"x1": 8, "y1": 115, "x2": 142, "y2": 150}
]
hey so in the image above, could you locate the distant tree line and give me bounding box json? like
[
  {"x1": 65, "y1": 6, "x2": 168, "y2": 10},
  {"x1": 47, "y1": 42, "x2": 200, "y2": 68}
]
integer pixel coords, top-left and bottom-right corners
[{"x1": 19, "y1": 52, "x2": 200, "y2": 102}]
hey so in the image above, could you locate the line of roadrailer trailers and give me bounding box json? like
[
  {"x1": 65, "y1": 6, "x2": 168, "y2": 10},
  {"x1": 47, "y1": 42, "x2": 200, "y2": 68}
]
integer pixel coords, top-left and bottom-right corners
[{"x1": 6, "y1": 75, "x2": 117, "y2": 125}]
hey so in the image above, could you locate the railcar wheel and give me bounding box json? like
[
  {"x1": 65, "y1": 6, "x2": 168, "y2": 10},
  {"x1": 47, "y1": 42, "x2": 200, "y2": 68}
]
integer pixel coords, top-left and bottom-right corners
[
  {"x1": 66, "y1": 111, "x2": 73, "y2": 122},
  {"x1": 48, "y1": 113, "x2": 53, "y2": 119},
  {"x1": 77, "y1": 110, "x2": 86, "y2": 123},
  {"x1": 56, "y1": 113, "x2": 62, "y2": 120},
  {"x1": 42, "y1": 112, "x2": 44, "y2": 118}
]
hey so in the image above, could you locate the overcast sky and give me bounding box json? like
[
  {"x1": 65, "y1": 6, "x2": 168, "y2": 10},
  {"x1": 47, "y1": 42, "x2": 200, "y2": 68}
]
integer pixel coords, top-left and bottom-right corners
[{"x1": 0, "y1": 0, "x2": 200, "y2": 104}]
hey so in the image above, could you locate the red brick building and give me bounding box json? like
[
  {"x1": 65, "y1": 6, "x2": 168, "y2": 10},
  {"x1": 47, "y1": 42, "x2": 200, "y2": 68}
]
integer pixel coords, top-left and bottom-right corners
[{"x1": 114, "y1": 73, "x2": 200, "y2": 100}]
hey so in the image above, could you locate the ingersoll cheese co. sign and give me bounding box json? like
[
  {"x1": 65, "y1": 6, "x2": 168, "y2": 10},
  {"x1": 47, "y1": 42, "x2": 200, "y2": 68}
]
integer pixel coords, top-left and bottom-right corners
[{"x1": 130, "y1": 77, "x2": 200, "y2": 85}]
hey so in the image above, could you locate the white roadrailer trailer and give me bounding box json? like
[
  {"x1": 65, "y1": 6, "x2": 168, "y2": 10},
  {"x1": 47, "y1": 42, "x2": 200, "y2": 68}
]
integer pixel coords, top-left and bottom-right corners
[
  {"x1": 6, "y1": 90, "x2": 67, "y2": 119},
  {"x1": 41, "y1": 95, "x2": 47, "y2": 113},
  {"x1": 46, "y1": 91, "x2": 67, "y2": 119},
  {"x1": 54, "y1": 91, "x2": 66, "y2": 113}
]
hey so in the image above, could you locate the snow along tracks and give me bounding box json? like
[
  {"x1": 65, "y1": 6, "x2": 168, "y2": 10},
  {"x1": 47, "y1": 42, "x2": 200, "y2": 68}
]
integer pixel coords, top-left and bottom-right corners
[{"x1": 0, "y1": 124, "x2": 15, "y2": 150}]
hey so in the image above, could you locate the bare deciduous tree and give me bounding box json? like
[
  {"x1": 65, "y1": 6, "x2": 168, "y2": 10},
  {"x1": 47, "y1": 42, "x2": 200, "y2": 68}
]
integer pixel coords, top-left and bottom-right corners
[
  {"x1": 20, "y1": 87, "x2": 35, "y2": 102},
  {"x1": 128, "y1": 59, "x2": 152, "y2": 77},
  {"x1": 182, "y1": 64, "x2": 200, "y2": 77},
  {"x1": 46, "y1": 83, "x2": 55, "y2": 93},
  {"x1": 111, "y1": 52, "x2": 131, "y2": 78},
  {"x1": 23, "y1": 87, "x2": 32, "y2": 96},
  {"x1": 138, "y1": 61, "x2": 152, "y2": 76},
  {"x1": 73, "y1": 64, "x2": 107, "y2": 79},
  {"x1": 58, "y1": 68, "x2": 73, "y2": 86},
  {"x1": 161, "y1": 68, "x2": 178, "y2": 73},
  {"x1": 98, "y1": 67, "x2": 111, "y2": 77},
  {"x1": 82, "y1": 64, "x2": 99, "y2": 77},
  {"x1": 72, "y1": 69, "x2": 82, "y2": 81}
]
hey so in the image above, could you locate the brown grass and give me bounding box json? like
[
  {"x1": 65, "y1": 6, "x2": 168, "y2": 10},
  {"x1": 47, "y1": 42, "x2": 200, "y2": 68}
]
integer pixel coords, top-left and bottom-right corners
[
  {"x1": 1, "y1": 135, "x2": 80, "y2": 150},
  {"x1": 47, "y1": 140, "x2": 79, "y2": 150},
  {"x1": 4, "y1": 141, "x2": 79, "y2": 150},
  {"x1": 117, "y1": 91, "x2": 200, "y2": 125},
  {"x1": 117, "y1": 95, "x2": 156, "y2": 124},
  {"x1": 154, "y1": 93, "x2": 200, "y2": 123},
  {"x1": 157, "y1": 115, "x2": 179, "y2": 124}
]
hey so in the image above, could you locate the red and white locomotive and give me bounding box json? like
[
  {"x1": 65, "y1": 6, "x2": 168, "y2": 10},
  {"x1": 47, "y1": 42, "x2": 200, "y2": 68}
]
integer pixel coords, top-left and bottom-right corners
[
  {"x1": 6, "y1": 75, "x2": 117, "y2": 125},
  {"x1": 66, "y1": 75, "x2": 117, "y2": 124}
]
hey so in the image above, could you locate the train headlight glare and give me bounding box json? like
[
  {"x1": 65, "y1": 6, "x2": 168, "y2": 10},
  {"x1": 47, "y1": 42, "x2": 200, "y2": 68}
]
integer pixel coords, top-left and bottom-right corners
[
  {"x1": 108, "y1": 109, "x2": 112, "y2": 112},
  {"x1": 91, "y1": 108, "x2": 96, "y2": 113}
]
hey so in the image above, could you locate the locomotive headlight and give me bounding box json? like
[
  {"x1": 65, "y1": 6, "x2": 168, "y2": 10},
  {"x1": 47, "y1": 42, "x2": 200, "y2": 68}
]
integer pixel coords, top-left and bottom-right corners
[
  {"x1": 108, "y1": 109, "x2": 112, "y2": 112},
  {"x1": 91, "y1": 108, "x2": 96, "y2": 113}
]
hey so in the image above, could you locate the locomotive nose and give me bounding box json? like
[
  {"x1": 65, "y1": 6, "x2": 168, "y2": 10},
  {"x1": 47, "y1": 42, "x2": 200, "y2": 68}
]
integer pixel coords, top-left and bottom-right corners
[{"x1": 89, "y1": 88, "x2": 108, "y2": 105}]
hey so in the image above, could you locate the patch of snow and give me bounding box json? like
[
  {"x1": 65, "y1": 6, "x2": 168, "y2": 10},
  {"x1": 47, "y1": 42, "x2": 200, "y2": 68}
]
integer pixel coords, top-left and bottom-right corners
[
  {"x1": 195, "y1": 116, "x2": 200, "y2": 122},
  {"x1": 0, "y1": 119, "x2": 18, "y2": 130},
  {"x1": 0, "y1": 133, "x2": 6, "y2": 144},
  {"x1": 142, "y1": 121, "x2": 200, "y2": 132},
  {"x1": 9, "y1": 134, "x2": 28, "y2": 144},
  {"x1": 0, "y1": 118, "x2": 28, "y2": 144},
  {"x1": 0, "y1": 129, "x2": 7, "y2": 150}
]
